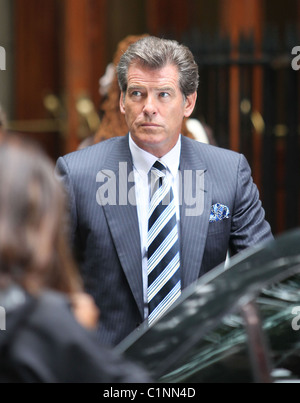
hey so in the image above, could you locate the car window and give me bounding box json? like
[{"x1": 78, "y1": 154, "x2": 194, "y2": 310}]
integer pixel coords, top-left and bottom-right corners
[{"x1": 116, "y1": 229, "x2": 300, "y2": 383}]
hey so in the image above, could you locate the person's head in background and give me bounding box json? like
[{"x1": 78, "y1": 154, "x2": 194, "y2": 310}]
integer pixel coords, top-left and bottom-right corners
[
  {"x1": 0, "y1": 135, "x2": 82, "y2": 296},
  {"x1": 94, "y1": 34, "x2": 149, "y2": 143}
]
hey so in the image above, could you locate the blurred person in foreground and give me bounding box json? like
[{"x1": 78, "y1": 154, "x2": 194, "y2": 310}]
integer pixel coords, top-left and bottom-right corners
[
  {"x1": 0, "y1": 134, "x2": 151, "y2": 383},
  {"x1": 56, "y1": 36, "x2": 273, "y2": 348}
]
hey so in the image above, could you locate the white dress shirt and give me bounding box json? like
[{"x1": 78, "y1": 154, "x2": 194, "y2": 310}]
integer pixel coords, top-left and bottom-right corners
[{"x1": 129, "y1": 134, "x2": 181, "y2": 319}]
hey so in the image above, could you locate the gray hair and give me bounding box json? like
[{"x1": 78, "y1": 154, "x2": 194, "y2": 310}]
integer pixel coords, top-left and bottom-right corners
[{"x1": 117, "y1": 36, "x2": 199, "y2": 98}]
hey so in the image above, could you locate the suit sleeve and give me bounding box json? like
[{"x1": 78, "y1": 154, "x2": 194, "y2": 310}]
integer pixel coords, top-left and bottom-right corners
[
  {"x1": 229, "y1": 154, "x2": 273, "y2": 255},
  {"x1": 55, "y1": 157, "x2": 78, "y2": 245}
]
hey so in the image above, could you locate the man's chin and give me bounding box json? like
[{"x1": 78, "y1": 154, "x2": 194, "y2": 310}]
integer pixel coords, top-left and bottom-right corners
[
  {"x1": 137, "y1": 133, "x2": 166, "y2": 147},
  {"x1": 131, "y1": 133, "x2": 175, "y2": 157}
]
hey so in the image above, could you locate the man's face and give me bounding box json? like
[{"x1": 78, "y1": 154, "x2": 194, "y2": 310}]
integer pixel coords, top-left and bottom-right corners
[{"x1": 120, "y1": 62, "x2": 197, "y2": 158}]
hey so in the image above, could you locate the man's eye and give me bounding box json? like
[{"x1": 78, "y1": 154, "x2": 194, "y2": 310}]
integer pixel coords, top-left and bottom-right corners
[
  {"x1": 159, "y1": 92, "x2": 170, "y2": 98},
  {"x1": 131, "y1": 91, "x2": 142, "y2": 97}
]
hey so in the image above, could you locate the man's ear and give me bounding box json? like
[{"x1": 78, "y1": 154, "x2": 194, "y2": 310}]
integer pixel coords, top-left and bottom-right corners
[
  {"x1": 184, "y1": 92, "x2": 197, "y2": 118},
  {"x1": 119, "y1": 92, "x2": 125, "y2": 114}
]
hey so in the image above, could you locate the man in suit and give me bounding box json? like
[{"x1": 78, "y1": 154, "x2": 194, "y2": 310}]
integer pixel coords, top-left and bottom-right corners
[{"x1": 56, "y1": 36, "x2": 273, "y2": 347}]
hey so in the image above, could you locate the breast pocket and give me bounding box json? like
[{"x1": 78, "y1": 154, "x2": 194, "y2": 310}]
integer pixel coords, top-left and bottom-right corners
[{"x1": 207, "y1": 217, "x2": 231, "y2": 236}]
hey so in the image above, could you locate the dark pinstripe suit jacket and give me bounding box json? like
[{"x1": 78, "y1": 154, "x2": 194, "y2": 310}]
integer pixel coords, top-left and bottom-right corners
[{"x1": 56, "y1": 134, "x2": 273, "y2": 346}]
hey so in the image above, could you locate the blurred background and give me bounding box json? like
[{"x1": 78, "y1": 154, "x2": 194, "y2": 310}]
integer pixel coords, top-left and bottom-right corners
[{"x1": 0, "y1": 0, "x2": 299, "y2": 235}]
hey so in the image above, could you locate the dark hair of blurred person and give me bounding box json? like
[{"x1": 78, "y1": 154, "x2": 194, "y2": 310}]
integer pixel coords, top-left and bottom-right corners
[
  {"x1": 0, "y1": 135, "x2": 151, "y2": 383},
  {"x1": 0, "y1": 135, "x2": 81, "y2": 295}
]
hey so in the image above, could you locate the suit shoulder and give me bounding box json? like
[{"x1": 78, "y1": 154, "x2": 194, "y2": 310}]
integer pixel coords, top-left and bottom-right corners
[
  {"x1": 58, "y1": 137, "x2": 128, "y2": 174},
  {"x1": 183, "y1": 136, "x2": 242, "y2": 164},
  {"x1": 62, "y1": 137, "x2": 121, "y2": 162}
]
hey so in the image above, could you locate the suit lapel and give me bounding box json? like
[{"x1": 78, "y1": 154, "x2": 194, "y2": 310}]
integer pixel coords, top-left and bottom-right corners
[
  {"x1": 98, "y1": 135, "x2": 144, "y2": 318},
  {"x1": 179, "y1": 137, "x2": 212, "y2": 288}
]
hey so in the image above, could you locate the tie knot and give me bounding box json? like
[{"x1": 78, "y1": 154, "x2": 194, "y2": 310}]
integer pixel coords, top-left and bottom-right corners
[{"x1": 152, "y1": 160, "x2": 167, "y2": 178}]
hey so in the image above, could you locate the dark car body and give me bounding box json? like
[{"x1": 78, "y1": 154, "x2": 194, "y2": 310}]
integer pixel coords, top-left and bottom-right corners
[{"x1": 116, "y1": 229, "x2": 300, "y2": 383}]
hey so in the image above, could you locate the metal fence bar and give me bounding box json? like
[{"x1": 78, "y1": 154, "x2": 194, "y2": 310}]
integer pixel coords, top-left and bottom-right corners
[{"x1": 184, "y1": 26, "x2": 300, "y2": 234}]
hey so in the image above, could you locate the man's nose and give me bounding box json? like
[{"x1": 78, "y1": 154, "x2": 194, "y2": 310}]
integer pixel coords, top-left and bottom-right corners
[{"x1": 143, "y1": 96, "x2": 157, "y2": 116}]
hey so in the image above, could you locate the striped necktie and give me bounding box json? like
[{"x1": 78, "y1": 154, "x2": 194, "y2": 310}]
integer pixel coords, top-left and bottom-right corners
[{"x1": 147, "y1": 160, "x2": 181, "y2": 326}]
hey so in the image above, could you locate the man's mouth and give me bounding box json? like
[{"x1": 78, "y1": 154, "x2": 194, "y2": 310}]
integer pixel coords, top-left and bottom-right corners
[{"x1": 140, "y1": 123, "x2": 160, "y2": 127}]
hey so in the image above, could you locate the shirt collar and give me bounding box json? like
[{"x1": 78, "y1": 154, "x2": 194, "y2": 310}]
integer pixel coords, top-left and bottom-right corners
[{"x1": 129, "y1": 134, "x2": 181, "y2": 178}]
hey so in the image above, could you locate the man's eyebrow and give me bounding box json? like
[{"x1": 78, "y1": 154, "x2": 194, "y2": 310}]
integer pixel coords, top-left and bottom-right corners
[
  {"x1": 156, "y1": 86, "x2": 175, "y2": 93},
  {"x1": 126, "y1": 85, "x2": 176, "y2": 94},
  {"x1": 127, "y1": 85, "x2": 144, "y2": 91}
]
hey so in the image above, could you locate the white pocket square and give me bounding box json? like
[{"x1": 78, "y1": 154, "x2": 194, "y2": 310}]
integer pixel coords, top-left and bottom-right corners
[{"x1": 209, "y1": 203, "x2": 230, "y2": 223}]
